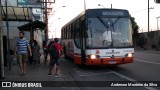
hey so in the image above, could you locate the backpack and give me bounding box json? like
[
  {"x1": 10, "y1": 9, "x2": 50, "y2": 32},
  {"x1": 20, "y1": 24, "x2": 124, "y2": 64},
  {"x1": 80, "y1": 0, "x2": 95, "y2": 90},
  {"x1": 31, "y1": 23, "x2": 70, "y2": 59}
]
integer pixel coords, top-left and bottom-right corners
[
  {"x1": 49, "y1": 43, "x2": 59, "y2": 59},
  {"x1": 47, "y1": 41, "x2": 54, "y2": 50}
]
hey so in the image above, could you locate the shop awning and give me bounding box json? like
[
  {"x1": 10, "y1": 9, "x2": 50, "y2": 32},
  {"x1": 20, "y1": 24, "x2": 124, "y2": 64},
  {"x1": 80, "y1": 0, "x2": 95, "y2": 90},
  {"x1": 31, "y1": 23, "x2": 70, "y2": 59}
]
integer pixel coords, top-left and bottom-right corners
[
  {"x1": 17, "y1": 20, "x2": 46, "y2": 31},
  {"x1": 2, "y1": 6, "x2": 33, "y2": 21}
]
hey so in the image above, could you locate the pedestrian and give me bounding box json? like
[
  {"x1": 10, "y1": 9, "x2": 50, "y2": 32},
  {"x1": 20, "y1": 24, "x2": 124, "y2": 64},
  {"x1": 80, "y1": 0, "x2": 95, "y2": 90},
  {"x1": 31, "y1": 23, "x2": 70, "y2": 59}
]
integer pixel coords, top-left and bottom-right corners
[
  {"x1": 43, "y1": 40, "x2": 48, "y2": 63},
  {"x1": 32, "y1": 40, "x2": 40, "y2": 65},
  {"x1": 14, "y1": 31, "x2": 32, "y2": 75},
  {"x1": 48, "y1": 38, "x2": 62, "y2": 77},
  {"x1": 43, "y1": 39, "x2": 53, "y2": 64},
  {"x1": 29, "y1": 40, "x2": 33, "y2": 64}
]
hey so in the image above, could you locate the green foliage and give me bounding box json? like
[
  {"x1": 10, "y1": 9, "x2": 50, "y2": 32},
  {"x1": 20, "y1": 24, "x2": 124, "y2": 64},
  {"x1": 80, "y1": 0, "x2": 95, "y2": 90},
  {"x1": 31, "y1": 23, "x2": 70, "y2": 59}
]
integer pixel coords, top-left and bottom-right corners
[
  {"x1": 130, "y1": 16, "x2": 139, "y2": 45},
  {"x1": 137, "y1": 35, "x2": 148, "y2": 48}
]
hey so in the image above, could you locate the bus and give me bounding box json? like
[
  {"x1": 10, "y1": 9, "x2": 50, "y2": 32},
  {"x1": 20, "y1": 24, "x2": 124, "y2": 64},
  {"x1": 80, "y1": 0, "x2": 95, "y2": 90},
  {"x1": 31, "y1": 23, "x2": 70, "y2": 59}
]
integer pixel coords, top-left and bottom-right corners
[{"x1": 61, "y1": 9, "x2": 134, "y2": 65}]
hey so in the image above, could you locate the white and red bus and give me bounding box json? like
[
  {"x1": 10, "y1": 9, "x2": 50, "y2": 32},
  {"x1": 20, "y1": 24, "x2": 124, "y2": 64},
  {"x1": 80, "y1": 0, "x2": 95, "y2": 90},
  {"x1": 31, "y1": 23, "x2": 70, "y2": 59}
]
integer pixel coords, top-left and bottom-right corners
[{"x1": 61, "y1": 9, "x2": 134, "y2": 65}]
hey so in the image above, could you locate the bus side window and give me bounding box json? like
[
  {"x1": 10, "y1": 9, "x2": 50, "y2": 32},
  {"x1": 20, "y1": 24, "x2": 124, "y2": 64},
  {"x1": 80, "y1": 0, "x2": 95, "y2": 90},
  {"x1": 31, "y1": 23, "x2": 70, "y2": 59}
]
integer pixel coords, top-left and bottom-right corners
[
  {"x1": 71, "y1": 23, "x2": 74, "y2": 39},
  {"x1": 61, "y1": 29, "x2": 63, "y2": 39},
  {"x1": 69, "y1": 25, "x2": 71, "y2": 39},
  {"x1": 74, "y1": 21, "x2": 81, "y2": 49}
]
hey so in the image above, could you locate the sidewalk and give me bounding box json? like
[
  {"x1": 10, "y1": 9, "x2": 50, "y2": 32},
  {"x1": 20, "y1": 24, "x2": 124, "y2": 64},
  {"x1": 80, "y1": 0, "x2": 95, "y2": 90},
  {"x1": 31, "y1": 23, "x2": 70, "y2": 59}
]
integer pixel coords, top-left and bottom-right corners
[
  {"x1": 135, "y1": 47, "x2": 160, "y2": 54},
  {"x1": 2, "y1": 55, "x2": 68, "y2": 81},
  {"x1": 0, "y1": 55, "x2": 83, "y2": 90}
]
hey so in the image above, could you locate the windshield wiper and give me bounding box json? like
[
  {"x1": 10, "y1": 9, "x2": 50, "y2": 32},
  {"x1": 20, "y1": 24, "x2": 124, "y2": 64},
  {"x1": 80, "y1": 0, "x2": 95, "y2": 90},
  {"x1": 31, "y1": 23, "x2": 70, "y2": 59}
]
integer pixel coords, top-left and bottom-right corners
[
  {"x1": 112, "y1": 17, "x2": 121, "y2": 27},
  {"x1": 97, "y1": 16, "x2": 120, "y2": 32},
  {"x1": 97, "y1": 16, "x2": 109, "y2": 33}
]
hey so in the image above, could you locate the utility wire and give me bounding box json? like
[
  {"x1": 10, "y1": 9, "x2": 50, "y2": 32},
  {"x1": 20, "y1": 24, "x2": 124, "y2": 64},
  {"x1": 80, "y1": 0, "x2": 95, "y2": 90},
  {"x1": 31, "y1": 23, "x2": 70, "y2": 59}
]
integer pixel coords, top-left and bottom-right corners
[{"x1": 131, "y1": 5, "x2": 160, "y2": 14}]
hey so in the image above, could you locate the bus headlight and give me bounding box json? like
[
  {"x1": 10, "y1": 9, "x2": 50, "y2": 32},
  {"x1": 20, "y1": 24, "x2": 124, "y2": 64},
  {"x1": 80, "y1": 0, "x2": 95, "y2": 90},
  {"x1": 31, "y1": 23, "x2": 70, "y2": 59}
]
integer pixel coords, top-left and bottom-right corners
[
  {"x1": 125, "y1": 53, "x2": 133, "y2": 57},
  {"x1": 87, "y1": 55, "x2": 100, "y2": 59},
  {"x1": 91, "y1": 55, "x2": 96, "y2": 59}
]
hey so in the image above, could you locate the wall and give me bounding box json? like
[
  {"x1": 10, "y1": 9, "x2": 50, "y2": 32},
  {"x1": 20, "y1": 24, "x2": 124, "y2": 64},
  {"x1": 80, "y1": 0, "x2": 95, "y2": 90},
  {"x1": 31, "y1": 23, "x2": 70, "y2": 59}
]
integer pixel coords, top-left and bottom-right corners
[
  {"x1": 2, "y1": 0, "x2": 44, "y2": 48},
  {"x1": 139, "y1": 30, "x2": 160, "y2": 49},
  {"x1": 2, "y1": 21, "x2": 29, "y2": 39},
  {"x1": 34, "y1": 29, "x2": 43, "y2": 49}
]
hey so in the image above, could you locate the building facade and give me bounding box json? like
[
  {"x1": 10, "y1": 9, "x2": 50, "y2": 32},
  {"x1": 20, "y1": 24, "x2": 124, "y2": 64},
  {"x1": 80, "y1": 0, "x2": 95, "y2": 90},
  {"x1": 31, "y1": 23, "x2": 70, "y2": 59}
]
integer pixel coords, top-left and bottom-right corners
[{"x1": 0, "y1": 0, "x2": 47, "y2": 76}]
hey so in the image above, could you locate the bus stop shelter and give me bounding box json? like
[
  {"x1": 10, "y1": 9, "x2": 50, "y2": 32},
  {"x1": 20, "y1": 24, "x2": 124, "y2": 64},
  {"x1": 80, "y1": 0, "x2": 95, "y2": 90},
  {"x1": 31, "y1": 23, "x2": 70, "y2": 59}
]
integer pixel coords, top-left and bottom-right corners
[{"x1": 17, "y1": 20, "x2": 46, "y2": 40}]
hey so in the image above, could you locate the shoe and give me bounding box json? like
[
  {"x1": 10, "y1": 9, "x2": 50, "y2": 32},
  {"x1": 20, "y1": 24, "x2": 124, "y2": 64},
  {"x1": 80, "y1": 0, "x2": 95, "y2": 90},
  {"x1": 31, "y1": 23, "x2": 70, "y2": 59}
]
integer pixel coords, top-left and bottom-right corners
[
  {"x1": 54, "y1": 74, "x2": 61, "y2": 77},
  {"x1": 48, "y1": 73, "x2": 51, "y2": 76}
]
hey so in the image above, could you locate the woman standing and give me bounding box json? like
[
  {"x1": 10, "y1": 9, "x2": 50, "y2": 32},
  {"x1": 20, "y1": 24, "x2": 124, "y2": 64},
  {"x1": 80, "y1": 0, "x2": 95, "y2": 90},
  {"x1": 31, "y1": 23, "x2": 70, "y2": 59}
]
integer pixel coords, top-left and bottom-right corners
[{"x1": 32, "y1": 40, "x2": 40, "y2": 65}]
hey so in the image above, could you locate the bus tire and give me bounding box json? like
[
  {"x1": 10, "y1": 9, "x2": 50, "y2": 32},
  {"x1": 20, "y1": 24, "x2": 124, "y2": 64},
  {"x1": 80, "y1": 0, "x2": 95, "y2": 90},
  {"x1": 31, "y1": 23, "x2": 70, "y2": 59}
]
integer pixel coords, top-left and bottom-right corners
[{"x1": 63, "y1": 46, "x2": 67, "y2": 58}]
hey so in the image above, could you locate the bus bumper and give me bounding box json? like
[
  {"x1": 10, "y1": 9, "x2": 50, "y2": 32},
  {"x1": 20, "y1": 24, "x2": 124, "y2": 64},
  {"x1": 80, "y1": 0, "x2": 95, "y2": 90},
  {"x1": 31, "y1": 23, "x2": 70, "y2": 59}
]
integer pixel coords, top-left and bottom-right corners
[{"x1": 85, "y1": 57, "x2": 134, "y2": 65}]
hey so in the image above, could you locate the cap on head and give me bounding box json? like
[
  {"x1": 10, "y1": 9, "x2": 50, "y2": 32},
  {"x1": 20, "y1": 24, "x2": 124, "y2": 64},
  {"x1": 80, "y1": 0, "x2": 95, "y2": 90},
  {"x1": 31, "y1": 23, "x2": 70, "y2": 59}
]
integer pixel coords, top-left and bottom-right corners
[{"x1": 54, "y1": 38, "x2": 58, "y2": 43}]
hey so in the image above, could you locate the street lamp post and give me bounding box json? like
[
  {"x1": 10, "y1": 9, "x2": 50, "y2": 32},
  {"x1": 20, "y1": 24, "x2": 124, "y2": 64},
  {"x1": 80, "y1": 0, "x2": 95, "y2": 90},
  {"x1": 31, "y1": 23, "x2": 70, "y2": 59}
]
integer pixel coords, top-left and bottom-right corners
[
  {"x1": 49, "y1": 18, "x2": 60, "y2": 27},
  {"x1": 48, "y1": 6, "x2": 66, "y2": 19},
  {"x1": 98, "y1": 4, "x2": 105, "y2": 8},
  {"x1": 98, "y1": 4, "x2": 112, "y2": 8},
  {"x1": 54, "y1": 28, "x2": 56, "y2": 38},
  {"x1": 148, "y1": 0, "x2": 154, "y2": 37},
  {"x1": 156, "y1": 16, "x2": 160, "y2": 30},
  {"x1": 53, "y1": 6, "x2": 66, "y2": 14},
  {"x1": 146, "y1": 0, "x2": 154, "y2": 50}
]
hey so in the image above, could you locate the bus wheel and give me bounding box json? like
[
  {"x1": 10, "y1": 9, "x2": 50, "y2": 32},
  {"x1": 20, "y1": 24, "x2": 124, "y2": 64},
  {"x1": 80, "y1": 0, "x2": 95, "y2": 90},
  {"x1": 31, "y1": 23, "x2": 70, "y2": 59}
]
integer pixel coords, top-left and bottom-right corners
[{"x1": 63, "y1": 47, "x2": 67, "y2": 58}]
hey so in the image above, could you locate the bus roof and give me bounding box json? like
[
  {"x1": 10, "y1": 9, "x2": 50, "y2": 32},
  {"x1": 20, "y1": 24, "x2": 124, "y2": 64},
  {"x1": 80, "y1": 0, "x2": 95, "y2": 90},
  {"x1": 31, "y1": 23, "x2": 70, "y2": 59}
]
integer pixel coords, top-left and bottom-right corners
[{"x1": 62, "y1": 8, "x2": 130, "y2": 29}]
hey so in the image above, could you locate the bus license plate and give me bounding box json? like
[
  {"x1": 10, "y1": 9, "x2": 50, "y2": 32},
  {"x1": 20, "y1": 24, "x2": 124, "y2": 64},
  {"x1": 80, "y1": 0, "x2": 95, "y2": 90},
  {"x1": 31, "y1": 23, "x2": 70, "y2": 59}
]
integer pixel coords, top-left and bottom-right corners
[{"x1": 108, "y1": 60, "x2": 117, "y2": 64}]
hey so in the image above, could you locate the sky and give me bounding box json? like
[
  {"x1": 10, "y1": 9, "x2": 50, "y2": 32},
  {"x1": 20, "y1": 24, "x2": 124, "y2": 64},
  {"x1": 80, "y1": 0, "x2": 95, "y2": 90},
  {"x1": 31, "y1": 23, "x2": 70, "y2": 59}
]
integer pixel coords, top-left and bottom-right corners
[{"x1": 48, "y1": 0, "x2": 160, "y2": 38}]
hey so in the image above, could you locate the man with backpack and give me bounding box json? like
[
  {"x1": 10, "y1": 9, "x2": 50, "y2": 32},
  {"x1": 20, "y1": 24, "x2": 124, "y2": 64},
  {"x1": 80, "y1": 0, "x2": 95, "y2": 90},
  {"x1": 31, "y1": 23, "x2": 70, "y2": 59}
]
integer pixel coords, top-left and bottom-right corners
[
  {"x1": 48, "y1": 38, "x2": 62, "y2": 77},
  {"x1": 43, "y1": 39, "x2": 53, "y2": 64}
]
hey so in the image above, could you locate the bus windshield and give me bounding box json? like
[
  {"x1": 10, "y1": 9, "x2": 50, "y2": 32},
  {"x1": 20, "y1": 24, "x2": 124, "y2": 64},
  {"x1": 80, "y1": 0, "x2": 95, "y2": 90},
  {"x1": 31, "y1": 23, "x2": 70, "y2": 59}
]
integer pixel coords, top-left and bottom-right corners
[{"x1": 86, "y1": 17, "x2": 132, "y2": 49}]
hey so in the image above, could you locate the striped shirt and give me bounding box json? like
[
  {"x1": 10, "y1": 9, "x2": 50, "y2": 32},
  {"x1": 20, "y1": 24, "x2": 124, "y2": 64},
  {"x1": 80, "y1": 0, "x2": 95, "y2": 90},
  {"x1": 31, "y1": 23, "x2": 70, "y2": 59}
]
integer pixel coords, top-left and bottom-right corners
[{"x1": 16, "y1": 38, "x2": 30, "y2": 54}]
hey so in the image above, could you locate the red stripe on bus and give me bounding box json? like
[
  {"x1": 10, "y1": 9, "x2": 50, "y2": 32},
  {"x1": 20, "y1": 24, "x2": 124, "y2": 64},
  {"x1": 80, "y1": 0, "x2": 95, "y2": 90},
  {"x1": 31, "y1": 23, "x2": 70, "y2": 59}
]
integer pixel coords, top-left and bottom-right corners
[
  {"x1": 74, "y1": 54, "x2": 82, "y2": 64},
  {"x1": 73, "y1": 56, "x2": 133, "y2": 65}
]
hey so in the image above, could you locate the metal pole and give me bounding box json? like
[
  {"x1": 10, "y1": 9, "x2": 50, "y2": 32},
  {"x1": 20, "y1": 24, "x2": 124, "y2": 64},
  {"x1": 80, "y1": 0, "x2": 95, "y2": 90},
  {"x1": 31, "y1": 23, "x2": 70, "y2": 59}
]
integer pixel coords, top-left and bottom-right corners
[
  {"x1": 145, "y1": 0, "x2": 150, "y2": 50},
  {"x1": 84, "y1": 0, "x2": 86, "y2": 11},
  {"x1": 157, "y1": 18, "x2": 159, "y2": 30},
  {"x1": 98, "y1": 4, "x2": 105, "y2": 8},
  {"x1": 111, "y1": 4, "x2": 112, "y2": 9},
  {"x1": 5, "y1": 0, "x2": 11, "y2": 70},
  {"x1": 148, "y1": 0, "x2": 149, "y2": 37},
  {"x1": 158, "y1": 19, "x2": 159, "y2": 30},
  {"x1": 0, "y1": 0, "x2": 5, "y2": 79},
  {"x1": 45, "y1": 0, "x2": 48, "y2": 40},
  {"x1": 156, "y1": 17, "x2": 160, "y2": 30},
  {"x1": 55, "y1": 29, "x2": 56, "y2": 38}
]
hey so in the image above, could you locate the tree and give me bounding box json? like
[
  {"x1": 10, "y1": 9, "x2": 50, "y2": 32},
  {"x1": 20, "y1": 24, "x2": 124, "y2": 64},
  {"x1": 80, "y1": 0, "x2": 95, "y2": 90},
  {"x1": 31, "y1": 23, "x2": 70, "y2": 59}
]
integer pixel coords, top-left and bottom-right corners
[
  {"x1": 155, "y1": 0, "x2": 160, "y2": 3},
  {"x1": 130, "y1": 16, "x2": 139, "y2": 45}
]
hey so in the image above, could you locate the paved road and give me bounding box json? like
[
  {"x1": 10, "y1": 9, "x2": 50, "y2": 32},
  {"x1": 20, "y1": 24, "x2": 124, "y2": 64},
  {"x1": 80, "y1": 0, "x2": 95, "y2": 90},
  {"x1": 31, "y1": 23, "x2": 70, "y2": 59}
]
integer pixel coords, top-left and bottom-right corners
[
  {"x1": 60, "y1": 50, "x2": 160, "y2": 90},
  {"x1": 1, "y1": 50, "x2": 160, "y2": 90}
]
